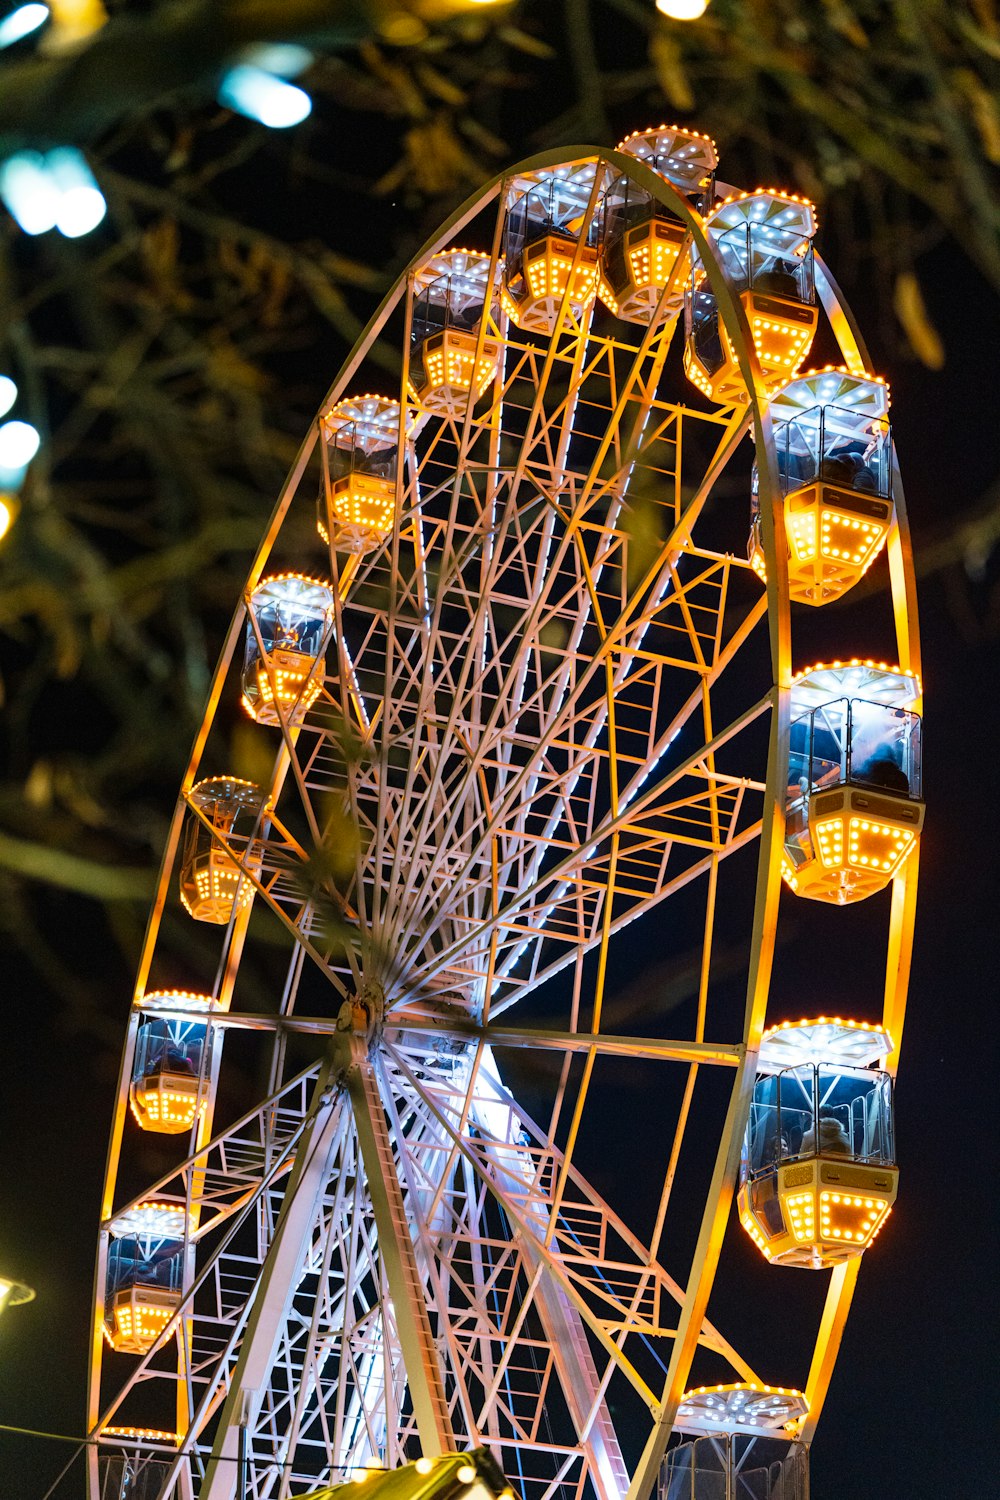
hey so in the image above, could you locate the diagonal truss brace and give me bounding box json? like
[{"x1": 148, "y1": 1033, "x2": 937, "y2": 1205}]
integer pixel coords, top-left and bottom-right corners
[{"x1": 199, "y1": 1064, "x2": 347, "y2": 1500}]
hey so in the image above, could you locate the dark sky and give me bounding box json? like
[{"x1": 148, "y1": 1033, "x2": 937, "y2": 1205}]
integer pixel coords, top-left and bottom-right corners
[{"x1": 1, "y1": 8, "x2": 998, "y2": 1500}]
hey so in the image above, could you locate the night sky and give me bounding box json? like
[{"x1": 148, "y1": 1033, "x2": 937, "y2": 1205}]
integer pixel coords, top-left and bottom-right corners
[{"x1": 1, "y1": 7, "x2": 998, "y2": 1500}]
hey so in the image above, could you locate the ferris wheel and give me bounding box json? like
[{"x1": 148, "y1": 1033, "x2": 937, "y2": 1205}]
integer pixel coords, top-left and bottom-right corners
[{"x1": 88, "y1": 128, "x2": 923, "y2": 1500}]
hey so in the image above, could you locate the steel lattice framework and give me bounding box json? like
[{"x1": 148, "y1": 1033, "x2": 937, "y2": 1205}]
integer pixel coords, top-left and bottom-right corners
[{"x1": 87, "y1": 145, "x2": 921, "y2": 1500}]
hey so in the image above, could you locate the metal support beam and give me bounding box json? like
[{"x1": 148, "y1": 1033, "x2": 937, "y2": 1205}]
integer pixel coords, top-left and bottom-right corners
[
  {"x1": 346, "y1": 1046, "x2": 455, "y2": 1457},
  {"x1": 199, "y1": 1068, "x2": 346, "y2": 1500},
  {"x1": 801, "y1": 1259, "x2": 861, "y2": 1444},
  {"x1": 623, "y1": 1062, "x2": 758, "y2": 1500},
  {"x1": 392, "y1": 1023, "x2": 743, "y2": 1069}
]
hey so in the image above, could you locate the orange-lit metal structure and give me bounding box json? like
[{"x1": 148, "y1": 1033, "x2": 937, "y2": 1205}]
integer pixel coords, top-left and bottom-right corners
[
  {"x1": 88, "y1": 135, "x2": 921, "y2": 1500},
  {"x1": 685, "y1": 191, "x2": 818, "y2": 403},
  {"x1": 749, "y1": 369, "x2": 895, "y2": 604},
  {"x1": 409, "y1": 249, "x2": 502, "y2": 414}
]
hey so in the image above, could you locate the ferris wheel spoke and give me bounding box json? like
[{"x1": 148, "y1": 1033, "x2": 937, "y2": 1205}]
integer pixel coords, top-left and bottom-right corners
[
  {"x1": 393, "y1": 690, "x2": 770, "y2": 1014},
  {"x1": 379, "y1": 591, "x2": 761, "y2": 1014},
  {"x1": 197, "y1": 1065, "x2": 349, "y2": 1500},
  {"x1": 341, "y1": 334, "x2": 680, "y2": 942},
  {"x1": 388, "y1": 1021, "x2": 741, "y2": 1070},
  {"x1": 377, "y1": 531, "x2": 766, "y2": 1006},
  {"x1": 285, "y1": 385, "x2": 755, "y2": 1016}
]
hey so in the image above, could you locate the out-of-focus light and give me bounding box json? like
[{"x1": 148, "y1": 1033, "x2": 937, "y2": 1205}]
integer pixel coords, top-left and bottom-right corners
[
  {"x1": 0, "y1": 492, "x2": 20, "y2": 542},
  {"x1": 0, "y1": 1276, "x2": 35, "y2": 1315},
  {"x1": 0, "y1": 3, "x2": 48, "y2": 48},
  {"x1": 218, "y1": 66, "x2": 312, "y2": 129},
  {"x1": 55, "y1": 183, "x2": 105, "y2": 236},
  {"x1": 47, "y1": 0, "x2": 105, "y2": 47},
  {"x1": 657, "y1": 0, "x2": 709, "y2": 17},
  {"x1": 0, "y1": 152, "x2": 60, "y2": 234},
  {"x1": 0, "y1": 376, "x2": 17, "y2": 418},
  {"x1": 0, "y1": 146, "x2": 105, "y2": 237},
  {"x1": 243, "y1": 42, "x2": 313, "y2": 78},
  {"x1": 0, "y1": 419, "x2": 40, "y2": 469},
  {"x1": 45, "y1": 146, "x2": 107, "y2": 236}
]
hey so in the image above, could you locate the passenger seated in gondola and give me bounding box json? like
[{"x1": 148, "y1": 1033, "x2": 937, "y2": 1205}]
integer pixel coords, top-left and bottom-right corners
[
  {"x1": 800, "y1": 1108, "x2": 852, "y2": 1156},
  {"x1": 854, "y1": 741, "x2": 910, "y2": 795},
  {"x1": 164, "y1": 1047, "x2": 197, "y2": 1075},
  {"x1": 819, "y1": 450, "x2": 877, "y2": 493},
  {"x1": 753, "y1": 259, "x2": 801, "y2": 298}
]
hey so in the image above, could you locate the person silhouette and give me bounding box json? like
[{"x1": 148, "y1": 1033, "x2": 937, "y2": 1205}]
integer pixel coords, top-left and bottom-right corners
[{"x1": 800, "y1": 1107, "x2": 852, "y2": 1155}]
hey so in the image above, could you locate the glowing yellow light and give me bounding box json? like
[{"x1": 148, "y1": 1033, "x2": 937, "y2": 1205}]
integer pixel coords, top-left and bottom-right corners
[
  {"x1": 323, "y1": 472, "x2": 397, "y2": 554},
  {"x1": 129, "y1": 1073, "x2": 202, "y2": 1135},
  {"x1": 102, "y1": 1427, "x2": 179, "y2": 1444},
  {"x1": 180, "y1": 778, "x2": 264, "y2": 923},
  {"x1": 503, "y1": 234, "x2": 599, "y2": 334},
  {"x1": 109, "y1": 1291, "x2": 179, "y2": 1354},
  {"x1": 457, "y1": 1465, "x2": 477, "y2": 1484},
  {"x1": 0, "y1": 492, "x2": 18, "y2": 542},
  {"x1": 657, "y1": 0, "x2": 709, "y2": 17},
  {"x1": 414, "y1": 328, "x2": 501, "y2": 413},
  {"x1": 415, "y1": 1459, "x2": 434, "y2": 1476}
]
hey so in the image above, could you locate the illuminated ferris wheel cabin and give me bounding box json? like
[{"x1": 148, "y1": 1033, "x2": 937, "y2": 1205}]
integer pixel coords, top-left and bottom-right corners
[
  {"x1": 409, "y1": 249, "x2": 501, "y2": 415},
  {"x1": 598, "y1": 125, "x2": 717, "y2": 325},
  {"x1": 782, "y1": 661, "x2": 924, "y2": 904},
  {"x1": 685, "y1": 190, "x2": 818, "y2": 403},
  {"x1": 738, "y1": 1019, "x2": 898, "y2": 1268},
  {"x1": 319, "y1": 395, "x2": 409, "y2": 554},
  {"x1": 501, "y1": 163, "x2": 601, "y2": 333},
  {"x1": 241, "y1": 573, "x2": 334, "y2": 726},
  {"x1": 750, "y1": 368, "x2": 896, "y2": 604},
  {"x1": 179, "y1": 775, "x2": 265, "y2": 924}
]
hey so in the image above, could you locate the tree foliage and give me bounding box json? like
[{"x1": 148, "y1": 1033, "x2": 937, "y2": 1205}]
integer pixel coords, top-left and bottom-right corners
[{"x1": 0, "y1": 0, "x2": 996, "y2": 1013}]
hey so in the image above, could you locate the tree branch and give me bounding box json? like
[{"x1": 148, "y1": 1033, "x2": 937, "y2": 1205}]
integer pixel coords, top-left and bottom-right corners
[{"x1": 0, "y1": 0, "x2": 501, "y2": 154}]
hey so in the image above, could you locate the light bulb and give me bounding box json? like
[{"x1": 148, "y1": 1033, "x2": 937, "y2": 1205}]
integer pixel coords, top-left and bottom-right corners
[
  {"x1": 0, "y1": 152, "x2": 60, "y2": 234},
  {"x1": 55, "y1": 184, "x2": 106, "y2": 236},
  {"x1": 0, "y1": 376, "x2": 16, "y2": 418},
  {"x1": 218, "y1": 66, "x2": 312, "y2": 129},
  {"x1": 44, "y1": 147, "x2": 106, "y2": 237},
  {"x1": 657, "y1": 0, "x2": 709, "y2": 17},
  {"x1": 0, "y1": 419, "x2": 40, "y2": 469},
  {"x1": 0, "y1": 3, "x2": 48, "y2": 48},
  {"x1": 0, "y1": 493, "x2": 19, "y2": 541},
  {"x1": 242, "y1": 42, "x2": 313, "y2": 78}
]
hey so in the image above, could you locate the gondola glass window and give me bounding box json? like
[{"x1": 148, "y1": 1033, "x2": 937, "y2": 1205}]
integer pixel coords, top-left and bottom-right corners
[
  {"x1": 179, "y1": 777, "x2": 265, "y2": 924},
  {"x1": 501, "y1": 165, "x2": 601, "y2": 334},
  {"x1": 318, "y1": 395, "x2": 409, "y2": 554},
  {"x1": 749, "y1": 370, "x2": 895, "y2": 603},
  {"x1": 104, "y1": 1203, "x2": 187, "y2": 1354},
  {"x1": 684, "y1": 191, "x2": 818, "y2": 402}
]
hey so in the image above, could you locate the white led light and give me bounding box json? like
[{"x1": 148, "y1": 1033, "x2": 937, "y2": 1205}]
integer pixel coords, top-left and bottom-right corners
[
  {"x1": 0, "y1": 376, "x2": 17, "y2": 418},
  {"x1": 242, "y1": 42, "x2": 313, "y2": 78},
  {"x1": 0, "y1": 419, "x2": 39, "y2": 469},
  {"x1": 0, "y1": 3, "x2": 48, "y2": 49},
  {"x1": 0, "y1": 151, "x2": 60, "y2": 234},
  {"x1": 218, "y1": 66, "x2": 312, "y2": 128}
]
